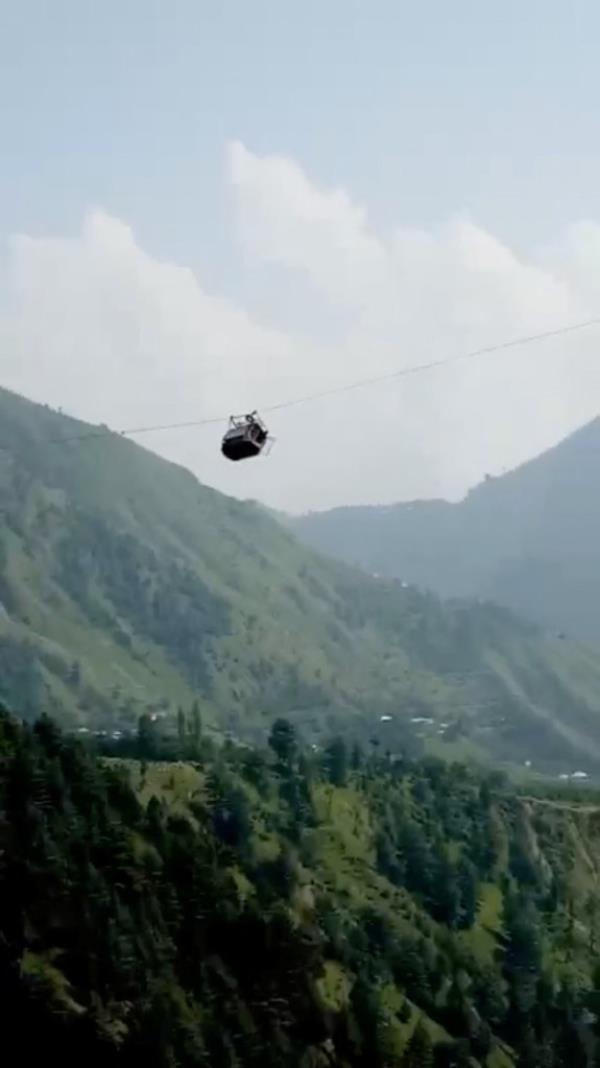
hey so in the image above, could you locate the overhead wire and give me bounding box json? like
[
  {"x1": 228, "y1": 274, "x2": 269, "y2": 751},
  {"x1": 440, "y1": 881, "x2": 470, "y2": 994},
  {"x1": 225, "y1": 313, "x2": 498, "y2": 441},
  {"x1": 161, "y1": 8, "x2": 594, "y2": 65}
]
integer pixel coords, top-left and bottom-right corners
[
  {"x1": 38, "y1": 314, "x2": 600, "y2": 448},
  {"x1": 263, "y1": 316, "x2": 600, "y2": 414}
]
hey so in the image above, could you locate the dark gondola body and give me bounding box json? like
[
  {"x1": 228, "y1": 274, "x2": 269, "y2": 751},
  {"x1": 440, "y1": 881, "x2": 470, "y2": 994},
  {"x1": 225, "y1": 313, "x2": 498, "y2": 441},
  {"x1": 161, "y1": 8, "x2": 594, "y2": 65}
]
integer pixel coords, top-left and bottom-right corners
[{"x1": 221, "y1": 412, "x2": 269, "y2": 461}]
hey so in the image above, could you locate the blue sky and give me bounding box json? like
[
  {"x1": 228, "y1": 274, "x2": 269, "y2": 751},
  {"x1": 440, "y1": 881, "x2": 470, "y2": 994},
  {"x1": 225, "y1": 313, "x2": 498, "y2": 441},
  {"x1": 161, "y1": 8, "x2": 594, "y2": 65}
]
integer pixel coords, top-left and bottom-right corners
[
  {"x1": 4, "y1": 1, "x2": 600, "y2": 261},
  {"x1": 3, "y1": 1, "x2": 600, "y2": 509}
]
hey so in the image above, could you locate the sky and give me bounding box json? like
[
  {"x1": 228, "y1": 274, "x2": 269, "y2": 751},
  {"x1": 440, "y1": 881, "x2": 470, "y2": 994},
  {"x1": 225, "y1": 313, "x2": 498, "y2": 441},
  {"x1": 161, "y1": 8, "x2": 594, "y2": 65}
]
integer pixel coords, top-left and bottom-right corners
[{"x1": 3, "y1": 0, "x2": 600, "y2": 511}]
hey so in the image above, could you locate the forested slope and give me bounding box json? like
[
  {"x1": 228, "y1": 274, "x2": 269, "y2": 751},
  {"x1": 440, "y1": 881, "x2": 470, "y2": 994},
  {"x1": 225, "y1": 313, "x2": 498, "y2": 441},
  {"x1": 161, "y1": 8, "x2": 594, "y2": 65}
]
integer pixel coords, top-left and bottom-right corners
[
  {"x1": 2, "y1": 387, "x2": 600, "y2": 774},
  {"x1": 4, "y1": 708, "x2": 600, "y2": 1066}
]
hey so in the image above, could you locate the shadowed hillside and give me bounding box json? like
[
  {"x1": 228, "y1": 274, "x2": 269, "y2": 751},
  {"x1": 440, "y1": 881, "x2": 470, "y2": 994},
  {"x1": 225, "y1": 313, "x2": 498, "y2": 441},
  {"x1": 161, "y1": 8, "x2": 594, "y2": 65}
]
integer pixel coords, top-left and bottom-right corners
[
  {"x1": 293, "y1": 418, "x2": 600, "y2": 640},
  {"x1": 1, "y1": 387, "x2": 600, "y2": 774}
]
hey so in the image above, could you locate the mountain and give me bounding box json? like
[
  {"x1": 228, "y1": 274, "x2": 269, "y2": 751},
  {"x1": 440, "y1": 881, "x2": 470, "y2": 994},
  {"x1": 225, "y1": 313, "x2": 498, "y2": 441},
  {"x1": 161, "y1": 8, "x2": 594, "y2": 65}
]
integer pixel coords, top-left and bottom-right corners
[
  {"x1": 293, "y1": 418, "x2": 600, "y2": 640},
  {"x1": 2, "y1": 386, "x2": 600, "y2": 774},
  {"x1": 4, "y1": 706, "x2": 600, "y2": 1067}
]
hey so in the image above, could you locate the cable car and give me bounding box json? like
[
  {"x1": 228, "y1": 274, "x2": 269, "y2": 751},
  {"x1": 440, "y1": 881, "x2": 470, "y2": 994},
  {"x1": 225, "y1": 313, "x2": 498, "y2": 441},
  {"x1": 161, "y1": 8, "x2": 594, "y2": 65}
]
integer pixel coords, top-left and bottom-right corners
[{"x1": 221, "y1": 411, "x2": 269, "y2": 461}]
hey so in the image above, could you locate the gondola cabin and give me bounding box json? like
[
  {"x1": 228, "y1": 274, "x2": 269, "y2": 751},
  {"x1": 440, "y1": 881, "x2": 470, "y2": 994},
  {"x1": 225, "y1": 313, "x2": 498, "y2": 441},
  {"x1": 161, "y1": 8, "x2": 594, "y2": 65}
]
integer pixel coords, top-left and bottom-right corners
[{"x1": 221, "y1": 412, "x2": 269, "y2": 461}]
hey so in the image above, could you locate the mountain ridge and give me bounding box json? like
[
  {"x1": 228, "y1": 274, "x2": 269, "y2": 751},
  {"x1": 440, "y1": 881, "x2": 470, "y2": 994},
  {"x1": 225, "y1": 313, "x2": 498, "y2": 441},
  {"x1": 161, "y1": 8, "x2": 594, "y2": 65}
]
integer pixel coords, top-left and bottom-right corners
[
  {"x1": 2, "y1": 386, "x2": 600, "y2": 774},
  {"x1": 293, "y1": 416, "x2": 600, "y2": 639}
]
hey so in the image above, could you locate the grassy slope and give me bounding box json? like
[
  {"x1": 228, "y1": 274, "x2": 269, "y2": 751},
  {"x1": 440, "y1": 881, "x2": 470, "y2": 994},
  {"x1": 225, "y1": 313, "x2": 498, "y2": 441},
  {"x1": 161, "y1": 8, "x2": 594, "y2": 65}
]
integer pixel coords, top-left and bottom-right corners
[{"x1": 2, "y1": 387, "x2": 600, "y2": 773}]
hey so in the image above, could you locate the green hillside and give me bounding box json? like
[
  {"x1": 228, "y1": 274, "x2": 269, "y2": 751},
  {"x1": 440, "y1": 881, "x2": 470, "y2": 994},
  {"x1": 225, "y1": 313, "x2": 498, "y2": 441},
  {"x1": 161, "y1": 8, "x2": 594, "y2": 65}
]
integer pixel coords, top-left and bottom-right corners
[
  {"x1": 5, "y1": 707, "x2": 600, "y2": 1066},
  {"x1": 2, "y1": 387, "x2": 600, "y2": 775},
  {"x1": 293, "y1": 418, "x2": 600, "y2": 640}
]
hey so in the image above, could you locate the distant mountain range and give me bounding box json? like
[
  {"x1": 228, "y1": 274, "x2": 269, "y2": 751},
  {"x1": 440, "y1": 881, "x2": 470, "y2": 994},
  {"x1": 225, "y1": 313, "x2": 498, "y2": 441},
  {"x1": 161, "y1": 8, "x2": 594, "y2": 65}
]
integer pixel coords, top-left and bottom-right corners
[
  {"x1": 293, "y1": 418, "x2": 600, "y2": 640},
  {"x1": 2, "y1": 386, "x2": 600, "y2": 773}
]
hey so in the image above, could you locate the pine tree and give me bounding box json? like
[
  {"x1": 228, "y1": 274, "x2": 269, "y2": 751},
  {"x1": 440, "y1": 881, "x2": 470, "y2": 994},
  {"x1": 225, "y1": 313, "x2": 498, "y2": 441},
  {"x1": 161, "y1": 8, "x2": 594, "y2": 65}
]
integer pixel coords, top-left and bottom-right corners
[
  {"x1": 585, "y1": 890, "x2": 599, "y2": 951},
  {"x1": 324, "y1": 736, "x2": 348, "y2": 786},
  {"x1": 177, "y1": 706, "x2": 186, "y2": 750},
  {"x1": 351, "y1": 741, "x2": 363, "y2": 771},
  {"x1": 190, "y1": 700, "x2": 202, "y2": 756},
  {"x1": 402, "y1": 1022, "x2": 433, "y2": 1068},
  {"x1": 456, "y1": 858, "x2": 477, "y2": 929},
  {"x1": 269, "y1": 718, "x2": 297, "y2": 772}
]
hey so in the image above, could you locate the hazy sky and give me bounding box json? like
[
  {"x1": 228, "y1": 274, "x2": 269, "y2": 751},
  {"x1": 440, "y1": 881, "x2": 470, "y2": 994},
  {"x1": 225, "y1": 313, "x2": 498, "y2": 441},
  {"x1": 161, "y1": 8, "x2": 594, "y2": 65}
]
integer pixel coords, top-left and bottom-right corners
[{"x1": 3, "y1": 1, "x2": 600, "y2": 511}]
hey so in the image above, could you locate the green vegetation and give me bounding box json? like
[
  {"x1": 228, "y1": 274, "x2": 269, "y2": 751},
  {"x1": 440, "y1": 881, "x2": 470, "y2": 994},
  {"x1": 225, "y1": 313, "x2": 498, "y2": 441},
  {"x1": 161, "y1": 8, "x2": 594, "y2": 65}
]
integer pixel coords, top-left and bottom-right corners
[
  {"x1": 5, "y1": 706, "x2": 600, "y2": 1065},
  {"x1": 2, "y1": 387, "x2": 600, "y2": 775},
  {"x1": 293, "y1": 417, "x2": 600, "y2": 640}
]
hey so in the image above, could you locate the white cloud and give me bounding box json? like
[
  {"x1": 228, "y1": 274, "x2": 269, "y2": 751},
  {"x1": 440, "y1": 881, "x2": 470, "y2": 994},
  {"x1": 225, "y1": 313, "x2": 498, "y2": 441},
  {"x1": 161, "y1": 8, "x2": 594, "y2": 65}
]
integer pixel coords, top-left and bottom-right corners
[
  {"x1": 2, "y1": 143, "x2": 600, "y2": 512},
  {"x1": 229, "y1": 139, "x2": 386, "y2": 310}
]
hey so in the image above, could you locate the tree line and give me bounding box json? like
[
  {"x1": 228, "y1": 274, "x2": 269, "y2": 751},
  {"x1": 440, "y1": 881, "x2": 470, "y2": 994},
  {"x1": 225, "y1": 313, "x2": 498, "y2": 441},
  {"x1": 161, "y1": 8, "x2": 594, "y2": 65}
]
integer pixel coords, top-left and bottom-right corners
[{"x1": 2, "y1": 704, "x2": 600, "y2": 1066}]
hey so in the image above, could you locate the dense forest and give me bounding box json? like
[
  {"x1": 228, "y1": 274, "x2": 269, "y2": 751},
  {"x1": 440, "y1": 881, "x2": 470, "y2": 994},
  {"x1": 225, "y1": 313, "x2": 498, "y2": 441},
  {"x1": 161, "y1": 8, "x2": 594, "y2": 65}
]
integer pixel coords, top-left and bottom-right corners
[{"x1": 4, "y1": 702, "x2": 600, "y2": 1066}]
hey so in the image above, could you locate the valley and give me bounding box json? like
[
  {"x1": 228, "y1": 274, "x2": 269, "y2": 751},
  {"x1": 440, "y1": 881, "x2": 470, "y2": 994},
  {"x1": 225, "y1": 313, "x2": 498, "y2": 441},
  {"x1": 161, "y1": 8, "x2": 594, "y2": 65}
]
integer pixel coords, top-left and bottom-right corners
[{"x1": 1, "y1": 388, "x2": 600, "y2": 779}]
